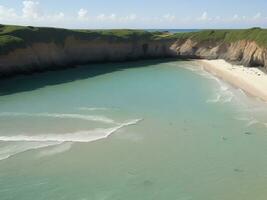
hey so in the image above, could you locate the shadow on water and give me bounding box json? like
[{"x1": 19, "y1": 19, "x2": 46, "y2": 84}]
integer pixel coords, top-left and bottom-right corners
[{"x1": 0, "y1": 58, "x2": 181, "y2": 96}]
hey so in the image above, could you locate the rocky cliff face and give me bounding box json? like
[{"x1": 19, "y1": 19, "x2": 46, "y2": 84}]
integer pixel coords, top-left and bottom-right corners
[
  {"x1": 0, "y1": 36, "x2": 267, "y2": 77},
  {"x1": 171, "y1": 39, "x2": 267, "y2": 68},
  {"x1": 0, "y1": 36, "x2": 177, "y2": 77}
]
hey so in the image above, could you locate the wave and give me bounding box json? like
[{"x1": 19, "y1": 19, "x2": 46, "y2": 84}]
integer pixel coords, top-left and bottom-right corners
[
  {"x1": 207, "y1": 78, "x2": 234, "y2": 104},
  {"x1": 183, "y1": 66, "x2": 201, "y2": 72},
  {"x1": 78, "y1": 107, "x2": 109, "y2": 111},
  {"x1": 235, "y1": 116, "x2": 260, "y2": 127},
  {"x1": 207, "y1": 94, "x2": 221, "y2": 103},
  {"x1": 207, "y1": 90, "x2": 234, "y2": 104},
  {"x1": 185, "y1": 62, "x2": 267, "y2": 130},
  {"x1": 182, "y1": 63, "x2": 235, "y2": 104},
  {"x1": 0, "y1": 118, "x2": 142, "y2": 161},
  {"x1": 0, "y1": 112, "x2": 115, "y2": 124},
  {"x1": 0, "y1": 119, "x2": 142, "y2": 143},
  {"x1": 246, "y1": 119, "x2": 259, "y2": 127},
  {"x1": 0, "y1": 141, "x2": 61, "y2": 161}
]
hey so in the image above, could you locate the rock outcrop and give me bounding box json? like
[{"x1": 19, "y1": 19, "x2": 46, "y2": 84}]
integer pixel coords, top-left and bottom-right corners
[
  {"x1": 0, "y1": 36, "x2": 177, "y2": 77},
  {"x1": 171, "y1": 39, "x2": 267, "y2": 68}
]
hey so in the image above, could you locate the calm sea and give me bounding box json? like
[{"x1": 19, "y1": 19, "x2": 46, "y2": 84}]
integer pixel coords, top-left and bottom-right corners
[{"x1": 0, "y1": 60, "x2": 266, "y2": 200}]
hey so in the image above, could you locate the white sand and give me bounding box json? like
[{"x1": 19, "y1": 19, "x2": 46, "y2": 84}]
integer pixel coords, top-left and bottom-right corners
[{"x1": 195, "y1": 59, "x2": 267, "y2": 102}]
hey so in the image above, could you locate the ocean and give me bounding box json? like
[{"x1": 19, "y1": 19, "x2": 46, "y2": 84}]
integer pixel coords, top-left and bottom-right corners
[{"x1": 0, "y1": 60, "x2": 267, "y2": 200}]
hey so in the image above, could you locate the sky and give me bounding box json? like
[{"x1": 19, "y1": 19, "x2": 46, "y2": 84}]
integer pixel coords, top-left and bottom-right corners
[{"x1": 0, "y1": 0, "x2": 266, "y2": 29}]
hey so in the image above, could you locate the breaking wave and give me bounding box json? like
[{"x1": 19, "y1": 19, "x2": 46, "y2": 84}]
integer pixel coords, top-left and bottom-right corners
[
  {"x1": 206, "y1": 90, "x2": 234, "y2": 104},
  {"x1": 0, "y1": 141, "x2": 61, "y2": 161},
  {"x1": 204, "y1": 73, "x2": 235, "y2": 104},
  {"x1": 0, "y1": 119, "x2": 142, "y2": 143},
  {"x1": 0, "y1": 112, "x2": 115, "y2": 124},
  {"x1": 78, "y1": 107, "x2": 109, "y2": 111},
  {"x1": 235, "y1": 116, "x2": 260, "y2": 127},
  {"x1": 0, "y1": 118, "x2": 142, "y2": 161},
  {"x1": 180, "y1": 63, "x2": 236, "y2": 104}
]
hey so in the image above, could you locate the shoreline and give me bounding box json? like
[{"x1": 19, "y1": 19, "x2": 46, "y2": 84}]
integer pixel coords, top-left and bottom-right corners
[{"x1": 195, "y1": 59, "x2": 267, "y2": 102}]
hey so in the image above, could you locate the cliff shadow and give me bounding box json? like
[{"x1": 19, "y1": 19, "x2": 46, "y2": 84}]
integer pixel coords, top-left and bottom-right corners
[{"x1": 0, "y1": 58, "x2": 184, "y2": 96}]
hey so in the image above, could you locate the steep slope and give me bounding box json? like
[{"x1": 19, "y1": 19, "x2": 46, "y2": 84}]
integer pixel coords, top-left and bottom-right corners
[
  {"x1": 0, "y1": 25, "x2": 177, "y2": 77},
  {"x1": 0, "y1": 25, "x2": 266, "y2": 77},
  {"x1": 171, "y1": 28, "x2": 267, "y2": 68}
]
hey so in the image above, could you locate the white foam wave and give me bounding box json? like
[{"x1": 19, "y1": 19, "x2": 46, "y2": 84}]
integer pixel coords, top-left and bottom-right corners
[
  {"x1": 185, "y1": 63, "x2": 267, "y2": 130},
  {"x1": 207, "y1": 94, "x2": 221, "y2": 103},
  {"x1": 207, "y1": 90, "x2": 234, "y2": 104},
  {"x1": 209, "y1": 79, "x2": 234, "y2": 103},
  {"x1": 183, "y1": 66, "x2": 200, "y2": 72},
  {"x1": 246, "y1": 119, "x2": 259, "y2": 127},
  {"x1": 0, "y1": 119, "x2": 142, "y2": 143},
  {"x1": 78, "y1": 107, "x2": 109, "y2": 111},
  {"x1": 0, "y1": 112, "x2": 115, "y2": 124},
  {"x1": 235, "y1": 116, "x2": 260, "y2": 127},
  {"x1": 183, "y1": 63, "x2": 235, "y2": 104},
  {"x1": 0, "y1": 142, "x2": 61, "y2": 161},
  {"x1": 184, "y1": 64, "x2": 218, "y2": 81},
  {"x1": 222, "y1": 90, "x2": 234, "y2": 103}
]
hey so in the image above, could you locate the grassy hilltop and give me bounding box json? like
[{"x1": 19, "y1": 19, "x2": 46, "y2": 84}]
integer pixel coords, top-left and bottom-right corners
[
  {"x1": 0, "y1": 24, "x2": 266, "y2": 55},
  {"x1": 173, "y1": 27, "x2": 267, "y2": 48},
  {"x1": 0, "y1": 24, "x2": 173, "y2": 55},
  {"x1": 0, "y1": 24, "x2": 266, "y2": 77}
]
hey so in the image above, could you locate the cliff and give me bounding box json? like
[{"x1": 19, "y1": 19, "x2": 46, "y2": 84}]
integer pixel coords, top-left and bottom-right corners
[
  {"x1": 0, "y1": 25, "x2": 266, "y2": 77},
  {"x1": 171, "y1": 28, "x2": 267, "y2": 68},
  {"x1": 0, "y1": 25, "x2": 179, "y2": 77}
]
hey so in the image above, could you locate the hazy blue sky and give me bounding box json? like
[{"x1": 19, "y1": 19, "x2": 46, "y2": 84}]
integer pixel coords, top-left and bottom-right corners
[{"x1": 0, "y1": 0, "x2": 266, "y2": 28}]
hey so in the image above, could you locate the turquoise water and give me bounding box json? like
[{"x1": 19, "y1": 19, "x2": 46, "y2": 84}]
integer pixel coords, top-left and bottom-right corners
[{"x1": 0, "y1": 60, "x2": 267, "y2": 200}]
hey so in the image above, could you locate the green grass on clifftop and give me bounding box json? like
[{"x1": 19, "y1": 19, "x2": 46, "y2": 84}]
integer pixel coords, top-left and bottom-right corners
[
  {"x1": 0, "y1": 24, "x2": 266, "y2": 55},
  {"x1": 173, "y1": 27, "x2": 267, "y2": 47},
  {"x1": 0, "y1": 24, "x2": 174, "y2": 55}
]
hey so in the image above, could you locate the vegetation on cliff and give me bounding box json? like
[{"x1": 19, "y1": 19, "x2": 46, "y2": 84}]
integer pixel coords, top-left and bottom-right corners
[
  {"x1": 0, "y1": 24, "x2": 266, "y2": 56},
  {"x1": 173, "y1": 28, "x2": 267, "y2": 48},
  {"x1": 0, "y1": 25, "x2": 266, "y2": 76},
  {"x1": 0, "y1": 24, "x2": 174, "y2": 55}
]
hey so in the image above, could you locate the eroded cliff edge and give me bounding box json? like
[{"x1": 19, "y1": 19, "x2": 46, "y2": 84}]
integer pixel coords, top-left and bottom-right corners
[
  {"x1": 0, "y1": 25, "x2": 266, "y2": 77},
  {"x1": 0, "y1": 26, "x2": 178, "y2": 77},
  {"x1": 172, "y1": 38, "x2": 267, "y2": 68},
  {"x1": 0, "y1": 37, "x2": 176, "y2": 76}
]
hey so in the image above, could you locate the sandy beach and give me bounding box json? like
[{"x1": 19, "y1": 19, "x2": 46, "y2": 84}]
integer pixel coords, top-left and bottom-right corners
[{"x1": 196, "y1": 59, "x2": 267, "y2": 102}]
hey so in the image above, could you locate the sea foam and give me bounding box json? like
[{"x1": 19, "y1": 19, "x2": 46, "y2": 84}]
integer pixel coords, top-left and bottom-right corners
[
  {"x1": 0, "y1": 112, "x2": 115, "y2": 124},
  {"x1": 0, "y1": 118, "x2": 142, "y2": 161},
  {"x1": 78, "y1": 107, "x2": 109, "y2": 111},
  {"x1": 0, "y1": 141, "x2": 61, "y2": 161},
  {"x1": 0, "y1": 119, "x2": 142, "y2": 143},
  {"x1": 181, "y1": 63, "x2": 235, "y2": 104}
]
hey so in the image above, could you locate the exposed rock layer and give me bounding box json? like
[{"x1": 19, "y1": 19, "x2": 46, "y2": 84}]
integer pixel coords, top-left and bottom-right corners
[
  {"x1": 172, "y1": 39, "x2": 267, "y2": 68},
  {"x1": 0, "y1": 36, "x2": 266, "y2": 77},
  {"x1": 0, "y1": 37, "x2": 176, "y2": 77}
]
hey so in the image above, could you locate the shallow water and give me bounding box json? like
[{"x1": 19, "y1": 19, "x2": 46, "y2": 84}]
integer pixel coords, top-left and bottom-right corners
[{"x1": 0, "y1": 60, "x2": 267, "y2": 200}]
